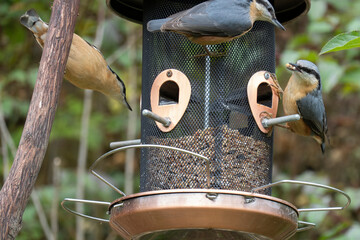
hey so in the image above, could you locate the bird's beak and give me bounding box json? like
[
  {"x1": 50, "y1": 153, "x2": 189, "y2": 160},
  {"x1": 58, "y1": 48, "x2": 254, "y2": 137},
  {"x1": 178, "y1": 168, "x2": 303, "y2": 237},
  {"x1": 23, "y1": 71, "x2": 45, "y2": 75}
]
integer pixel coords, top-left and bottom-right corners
[
  {"x1": 273, "y1": 19, "x2": 286, "y2": 31},
  {"x1": 286, "y1": 63, "x2": 300, "y2": 72}
]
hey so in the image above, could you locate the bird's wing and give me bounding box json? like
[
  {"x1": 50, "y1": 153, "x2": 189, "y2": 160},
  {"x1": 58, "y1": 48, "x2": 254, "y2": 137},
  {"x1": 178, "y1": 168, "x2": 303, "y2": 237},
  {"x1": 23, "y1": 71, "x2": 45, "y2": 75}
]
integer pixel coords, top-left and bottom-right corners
[
  {"x1": 296, "y1": 89, "x2": 327, "y2": 141},
  {"x1": 162, "y1": 2, "x2": 223, "y2": 36},
  {"x1": 162, "y1": 0, "x2": 251, "y2": 37}
]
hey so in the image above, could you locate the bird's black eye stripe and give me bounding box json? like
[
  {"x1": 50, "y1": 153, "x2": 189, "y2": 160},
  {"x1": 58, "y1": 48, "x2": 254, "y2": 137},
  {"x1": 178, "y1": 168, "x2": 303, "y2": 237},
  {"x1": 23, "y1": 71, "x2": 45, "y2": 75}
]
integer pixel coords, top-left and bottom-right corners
[{"x1": 299, "y1": 66, "x2": 321, "y2": 81}]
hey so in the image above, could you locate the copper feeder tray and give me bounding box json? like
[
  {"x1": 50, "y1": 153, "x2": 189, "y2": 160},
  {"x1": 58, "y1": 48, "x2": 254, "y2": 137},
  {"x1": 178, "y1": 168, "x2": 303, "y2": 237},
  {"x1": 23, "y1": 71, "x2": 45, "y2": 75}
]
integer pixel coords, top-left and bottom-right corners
[
  {"x1": 108, "y1": 189, "x2": 298, "y2": 240},
  {"x1": 61, "y1": 143, "x2": 351, "y2": 240}
]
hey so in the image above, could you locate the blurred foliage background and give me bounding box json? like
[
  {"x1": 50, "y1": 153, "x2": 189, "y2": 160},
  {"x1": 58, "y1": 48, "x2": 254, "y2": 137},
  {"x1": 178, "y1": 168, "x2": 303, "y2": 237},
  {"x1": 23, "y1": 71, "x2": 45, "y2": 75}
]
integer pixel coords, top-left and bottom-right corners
[{"x1": 0, "y1": 0, "x2": 359, "y2": 239}]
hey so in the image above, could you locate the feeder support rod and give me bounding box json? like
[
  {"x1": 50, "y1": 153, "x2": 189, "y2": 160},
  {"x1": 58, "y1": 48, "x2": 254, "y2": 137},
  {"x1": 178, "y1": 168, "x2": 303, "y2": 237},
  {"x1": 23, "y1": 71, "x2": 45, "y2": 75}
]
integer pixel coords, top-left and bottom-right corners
[
  {"x1": 262, "y1": 114, "x2": 300, "y2": 128},
  {"x1": 110, "y1": 139, "x2": 141, "y2": 149},
  {"x1": 142, "y1": 109, "x2": 171, "y2": 127}
]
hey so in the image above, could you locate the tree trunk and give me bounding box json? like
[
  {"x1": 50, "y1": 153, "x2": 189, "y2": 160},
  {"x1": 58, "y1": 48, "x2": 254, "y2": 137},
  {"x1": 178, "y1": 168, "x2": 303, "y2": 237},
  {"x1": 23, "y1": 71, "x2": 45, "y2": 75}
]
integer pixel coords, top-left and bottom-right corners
[{"x1": 0, "y1": 0, "x2": 80, "y2": 238}]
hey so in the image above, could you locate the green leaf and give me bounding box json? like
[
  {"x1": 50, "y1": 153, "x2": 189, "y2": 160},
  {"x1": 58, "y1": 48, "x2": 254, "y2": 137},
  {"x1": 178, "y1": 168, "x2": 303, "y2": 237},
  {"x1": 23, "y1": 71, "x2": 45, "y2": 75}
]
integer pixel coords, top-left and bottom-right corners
[{"x1": 320, "y1": 31, "x2": 360, "y2": 55}]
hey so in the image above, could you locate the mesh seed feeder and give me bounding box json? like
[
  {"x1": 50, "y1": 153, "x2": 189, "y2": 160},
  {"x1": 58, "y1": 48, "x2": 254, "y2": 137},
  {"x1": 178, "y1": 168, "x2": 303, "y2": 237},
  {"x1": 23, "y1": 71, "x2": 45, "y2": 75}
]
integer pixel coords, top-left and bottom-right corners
[{"x1": 62, "y1": 1, "x2": 351, "y2": 239}]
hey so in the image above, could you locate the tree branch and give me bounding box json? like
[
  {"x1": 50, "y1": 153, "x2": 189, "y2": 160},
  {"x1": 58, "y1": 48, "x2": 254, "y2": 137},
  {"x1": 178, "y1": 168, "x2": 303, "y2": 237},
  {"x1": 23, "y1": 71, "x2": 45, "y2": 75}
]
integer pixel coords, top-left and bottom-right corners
[
  {"x1": 0, "y1": 0, "x2": 80, "y2": 238},
  {"x1": 75, "y1": 2, "x2": 106, "y2": 239}
]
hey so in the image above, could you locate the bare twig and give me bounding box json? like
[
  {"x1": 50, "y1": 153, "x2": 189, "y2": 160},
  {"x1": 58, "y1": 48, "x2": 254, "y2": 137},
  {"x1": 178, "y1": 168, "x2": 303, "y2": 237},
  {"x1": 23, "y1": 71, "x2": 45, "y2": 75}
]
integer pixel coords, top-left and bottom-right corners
[
  {"x1": 75, "y1": 89, "x2": 92, "y2": 240},
  {"x1": 51, "y1": 157, "x2": 61, "y2": 240},
  {"x1": 75, "y1": 2, "x2": 105, "y2": 240},
  {"x1": 0, "y1": 96, "x2": 15, "y2": 181},
  {"x1": 0, "y1": 102, "x2": 17, "y2": 158},
  {"x1": 124, "y1": 23, "x2": 139, "y2": 195},
  {"x1": 1, "y1": 133, "x2": 9, "y2": 181},
  {"x1": 31, "y1": 190, "x2": 55, "y2": 240}
]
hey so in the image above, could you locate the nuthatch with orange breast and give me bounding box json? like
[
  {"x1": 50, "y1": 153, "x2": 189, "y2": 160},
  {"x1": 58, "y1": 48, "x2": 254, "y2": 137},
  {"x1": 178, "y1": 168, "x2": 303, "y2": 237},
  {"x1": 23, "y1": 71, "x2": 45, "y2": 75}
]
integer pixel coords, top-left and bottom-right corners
[
  {"x1": 283, "y1": 60, "x2": 328, "y2": 153},
  {"x1": 20, "y1": 9, "x2": 132, "y2": 110},
  {"x1": 147, "y1": 0, "x2": 285, "y2": 56}
]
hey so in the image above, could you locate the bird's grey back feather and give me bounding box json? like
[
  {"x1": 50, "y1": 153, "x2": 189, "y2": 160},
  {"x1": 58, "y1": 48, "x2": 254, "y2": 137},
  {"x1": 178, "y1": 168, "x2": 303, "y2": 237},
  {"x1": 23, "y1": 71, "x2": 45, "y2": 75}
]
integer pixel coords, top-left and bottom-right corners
[
  {"x1": 296, "y1": 88, "x2": 327, "y2": 143},
  {"x1": 147, "y1": 0, "x2": 252, "y2": 37}
]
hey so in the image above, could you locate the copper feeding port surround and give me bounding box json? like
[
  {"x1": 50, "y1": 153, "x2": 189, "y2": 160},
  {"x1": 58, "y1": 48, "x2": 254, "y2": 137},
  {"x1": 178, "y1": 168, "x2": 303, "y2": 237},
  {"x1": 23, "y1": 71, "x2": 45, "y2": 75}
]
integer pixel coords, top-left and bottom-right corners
[
  {"x1": 149, "y1": 69, "x2": 191, "y2": 132},
  {"x1": 247, "y1": 71, "x2": 280, "y2": 134}
]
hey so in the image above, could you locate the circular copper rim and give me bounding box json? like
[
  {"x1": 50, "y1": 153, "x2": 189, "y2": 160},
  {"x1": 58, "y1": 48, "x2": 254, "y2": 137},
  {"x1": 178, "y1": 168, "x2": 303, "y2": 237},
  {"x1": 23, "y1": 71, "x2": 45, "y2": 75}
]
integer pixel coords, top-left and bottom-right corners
[
  {"x1": 109, "y1": 189, "x2": 298, "y2": 240},
  {"x1": 109, "y1": 189, "x2": 298, "y2": 213}
]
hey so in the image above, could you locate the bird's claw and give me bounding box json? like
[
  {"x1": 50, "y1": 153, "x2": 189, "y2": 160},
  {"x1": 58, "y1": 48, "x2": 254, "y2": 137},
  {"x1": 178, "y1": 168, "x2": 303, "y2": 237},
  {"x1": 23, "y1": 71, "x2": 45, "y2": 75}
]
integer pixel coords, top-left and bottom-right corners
[
  {"x1": 269, "y1": 73, "x2": 283, "y2": 99},
  {"x1": 260, "y1": 111, "x2": 273, "y2": 120}
]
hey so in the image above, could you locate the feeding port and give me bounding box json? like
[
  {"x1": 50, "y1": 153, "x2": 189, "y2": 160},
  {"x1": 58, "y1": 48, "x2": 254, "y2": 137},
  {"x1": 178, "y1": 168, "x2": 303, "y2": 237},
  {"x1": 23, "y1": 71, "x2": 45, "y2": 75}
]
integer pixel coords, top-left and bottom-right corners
[{"x1": 61, "y1": 1, "x2": 351, "y2": 240}]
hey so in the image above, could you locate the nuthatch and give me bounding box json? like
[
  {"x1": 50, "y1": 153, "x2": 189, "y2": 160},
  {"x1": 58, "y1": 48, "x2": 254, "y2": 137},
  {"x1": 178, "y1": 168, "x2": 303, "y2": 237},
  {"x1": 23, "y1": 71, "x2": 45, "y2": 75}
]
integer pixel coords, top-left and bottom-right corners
[
  {"x1": 283, "y1": 60, "x2": 328, "y2": 153},
  {"x1": 147, "y1": 0, "x2": 285, "y2": 56},
  {"x1": 20, "y1": 9, "x2": 132, "y2": 110}
]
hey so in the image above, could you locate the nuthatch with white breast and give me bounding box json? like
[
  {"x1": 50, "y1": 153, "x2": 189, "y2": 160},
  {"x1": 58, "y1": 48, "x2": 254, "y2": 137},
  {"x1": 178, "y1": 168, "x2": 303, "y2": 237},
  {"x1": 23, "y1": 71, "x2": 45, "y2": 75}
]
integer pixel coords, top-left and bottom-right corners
[
  {"x1": 283, "y1": 60, "x2": 328, "y2": 153},
  {"x1": 20, "y1": 9, "x2": 132, "y2": 110},
  {"x1": 147, "y1": 0, "x2": 285, "y2": 56}
]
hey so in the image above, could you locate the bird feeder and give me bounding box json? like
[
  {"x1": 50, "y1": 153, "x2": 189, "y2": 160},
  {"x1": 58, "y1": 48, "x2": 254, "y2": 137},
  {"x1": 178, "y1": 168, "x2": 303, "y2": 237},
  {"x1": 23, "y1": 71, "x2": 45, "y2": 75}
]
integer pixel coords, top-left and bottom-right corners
[{"x1": 62, "y1": 1, "x2": 351, "y2": 239}]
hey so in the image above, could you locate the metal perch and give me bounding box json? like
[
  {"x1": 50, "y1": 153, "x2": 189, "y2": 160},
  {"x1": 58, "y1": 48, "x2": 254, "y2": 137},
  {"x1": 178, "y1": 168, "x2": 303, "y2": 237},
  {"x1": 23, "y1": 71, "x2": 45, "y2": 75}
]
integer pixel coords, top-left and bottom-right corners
[
  {"x1": 262, "y1": 114, "x2": 301, "y2": 128},
  {"x1": 142, "y1": 109, "x2": 171, "y2": 127}
]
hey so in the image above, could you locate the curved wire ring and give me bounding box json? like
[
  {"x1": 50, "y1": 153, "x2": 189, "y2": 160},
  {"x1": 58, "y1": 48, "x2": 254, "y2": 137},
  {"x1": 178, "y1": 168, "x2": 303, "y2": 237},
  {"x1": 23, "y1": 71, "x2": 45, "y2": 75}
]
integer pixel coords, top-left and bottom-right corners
[
  {"x1": 297, "y1": 221, "x2": 316, "y2": 232},
  {"x1": 61, "y1": 198, "x2": 111, "y2": 223},
  {"x1": 251, "y1": 179, "x2": 351, "y2": 232},
  {"x1": 252, "y1": 179, "x2": 351, "y2": 212},
  {"x1": 89, "y1": 144, "x2": 210, "y2": 197}
]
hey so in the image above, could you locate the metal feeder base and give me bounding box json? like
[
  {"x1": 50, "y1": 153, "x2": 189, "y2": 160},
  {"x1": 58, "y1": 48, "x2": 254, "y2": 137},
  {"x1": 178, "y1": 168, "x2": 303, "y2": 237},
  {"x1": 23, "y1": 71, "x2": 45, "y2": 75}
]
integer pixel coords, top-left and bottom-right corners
[{"x1": 109, "y1": 189, "x2": 298, "y2": 240}]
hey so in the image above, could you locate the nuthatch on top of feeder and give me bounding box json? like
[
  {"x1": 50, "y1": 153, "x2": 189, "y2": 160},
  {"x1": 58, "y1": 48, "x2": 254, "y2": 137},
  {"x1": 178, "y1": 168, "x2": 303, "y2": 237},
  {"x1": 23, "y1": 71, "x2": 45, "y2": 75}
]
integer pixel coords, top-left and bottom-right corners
[
  {"x1": 283, "y1": 60, "x2": 328, "y2": 153},
  {"x1": 147, "y1": 0, "x2": 285, "y2": 57},
  {"x1": 20, "y1": 9, "x2": 132, "y2": 110}
]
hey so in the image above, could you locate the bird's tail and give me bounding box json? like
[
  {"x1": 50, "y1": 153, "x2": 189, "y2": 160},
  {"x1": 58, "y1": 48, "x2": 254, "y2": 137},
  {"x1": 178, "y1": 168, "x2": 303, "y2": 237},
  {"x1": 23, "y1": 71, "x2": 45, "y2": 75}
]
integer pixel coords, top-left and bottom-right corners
[
  {"x1": 321, "y1": 132, "x2": 330, "y2": 154},
  {"x1": 320, "y1": 142, "x2": 325, "y2": 154},
  {"x1": 20, "y1": 9, "x2": 48, "y2": 36},
  {"x1": 147, "y1": 18, "x2": 170, "y2": 32}
]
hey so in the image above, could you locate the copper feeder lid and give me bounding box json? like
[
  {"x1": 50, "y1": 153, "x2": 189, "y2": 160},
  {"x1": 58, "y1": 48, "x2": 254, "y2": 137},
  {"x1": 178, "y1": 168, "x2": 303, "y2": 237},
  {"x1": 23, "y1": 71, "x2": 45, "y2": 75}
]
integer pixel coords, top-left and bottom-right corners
[
  {"x1": 109, "y1": 189, "x2": 298, "y2": 240},
  {"x1": 106, "y1": 0, "x2": 310, "y2": 24}
]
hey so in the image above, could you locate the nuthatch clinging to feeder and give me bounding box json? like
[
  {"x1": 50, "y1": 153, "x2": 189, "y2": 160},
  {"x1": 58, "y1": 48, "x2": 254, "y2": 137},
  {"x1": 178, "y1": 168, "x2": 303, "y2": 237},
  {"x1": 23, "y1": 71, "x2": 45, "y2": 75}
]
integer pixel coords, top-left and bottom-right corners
[
  {"x1": 283, "y1": 60, "x2": 328, "y2": 153},
  {"x1": 147, "y1": 0, "x2": 285, "y2": 56},
  {"x1": 20, "y1": 9, "x2": 132, "y2": 110}
]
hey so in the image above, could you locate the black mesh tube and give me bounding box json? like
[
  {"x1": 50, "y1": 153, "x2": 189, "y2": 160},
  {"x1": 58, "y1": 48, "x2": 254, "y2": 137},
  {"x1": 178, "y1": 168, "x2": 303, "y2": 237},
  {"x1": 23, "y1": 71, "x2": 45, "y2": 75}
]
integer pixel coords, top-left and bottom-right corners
[{"x1": 140, "y1": 0, "x2": 275, "y2": 195}]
